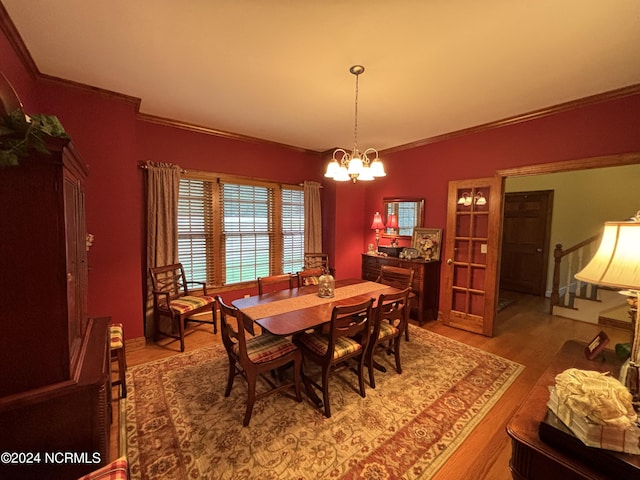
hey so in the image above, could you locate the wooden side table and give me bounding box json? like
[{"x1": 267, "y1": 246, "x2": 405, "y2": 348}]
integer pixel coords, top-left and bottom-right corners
[{"x1": 506, "y1": 340, "x2": 639, "y2": 479}]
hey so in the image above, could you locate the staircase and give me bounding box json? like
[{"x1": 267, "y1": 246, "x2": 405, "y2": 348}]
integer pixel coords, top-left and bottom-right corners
[
  {"x1": 553, "y1": 287, "x2": 629, "y2": 325},
  {"x1": 550, "y1": 236, "x2": 631, "y2": 328}
]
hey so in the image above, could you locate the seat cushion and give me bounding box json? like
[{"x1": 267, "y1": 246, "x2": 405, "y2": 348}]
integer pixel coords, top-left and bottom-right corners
[
  {"x1": 76, "y1": 456, "x2": 128, "y2": 479},
  {"x1": 169, "y1": 295, "x2": 214, "y2": 314},
  {"x1": 377, "y1": 322, "x2": 399, "y2": 340},
  {"x1": 109, "y1": 323, "x2": 124, "y2": 349},
  {"x1": 297, "y1": 333, "x2": 362, "y2": 360},
  {"x1": 235, "y1": 334, "x2": 298, "y2": 363}
]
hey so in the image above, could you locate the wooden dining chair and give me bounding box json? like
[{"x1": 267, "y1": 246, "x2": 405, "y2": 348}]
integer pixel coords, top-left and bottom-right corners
[
  {"x1": 216, "y1": 296, "x2": 303, "y2": 426},
  {"x1": 257, "y1": 273, "x2": 294, "y2": 295},
  {"x1": 294, "y1": 298, "x2": 374, "y2": 418},
  {"x1": 367, "y1": 288, "x2": 411, "y2": 388},
  {"x1": 376, "y1": 265, "x2": 415, "y2": 341},
  {"x1": 149, "y1": 263, "x2": 216, "y2": 352},
  {"x1": 304, "y1": 252, "x2": 329, "y2": 270},
  {"x1": 297, "y1": 267, "x2": 325, "y2": 287}
]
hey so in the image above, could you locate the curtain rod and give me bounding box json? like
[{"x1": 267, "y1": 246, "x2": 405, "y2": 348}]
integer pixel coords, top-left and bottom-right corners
[{"x1": 138, "y1": 163, "x2": 187, "y2": 173}]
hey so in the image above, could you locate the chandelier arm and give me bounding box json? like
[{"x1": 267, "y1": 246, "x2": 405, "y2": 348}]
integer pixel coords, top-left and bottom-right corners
[
  {"x1": 361, "y1": 147, "x2": 379, "y2": 165},
  {"x1": 332, "y1": 148, "x2": 348, "y2": 161}
]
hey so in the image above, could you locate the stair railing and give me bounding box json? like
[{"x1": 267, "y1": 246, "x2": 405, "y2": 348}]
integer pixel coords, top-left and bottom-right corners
[{"x1": 550, "y1": 234, "x2": 600, "y2": 313}]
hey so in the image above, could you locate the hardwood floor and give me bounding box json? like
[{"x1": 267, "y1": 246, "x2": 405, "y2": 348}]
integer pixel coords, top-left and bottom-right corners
[{"x1": 110, "y1": 292, "x2": 631, "y2": 479}]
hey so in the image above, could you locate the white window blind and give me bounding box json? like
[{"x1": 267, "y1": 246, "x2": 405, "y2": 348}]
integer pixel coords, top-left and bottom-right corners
[
  {"x1": 282, "y1": 188, "x2": 304, "y2": 274},
  {"x1": 178, "y1": 179, "x2": 214, "y2": 284},
  {"x1": 221, "y1": 183, "x2": 272, "y2": 283},
  {"x1": 177, "y1": 174, "x2": 304, "y2": 287}
]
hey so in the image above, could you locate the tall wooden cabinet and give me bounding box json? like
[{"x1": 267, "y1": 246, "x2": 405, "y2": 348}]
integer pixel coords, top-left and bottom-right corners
[
  {"x1": 0, "y1": 138, "x2": 110, "y2": 479},
  {"x1": 362, "y1": 254, "x2": 441, "y2": 322}
]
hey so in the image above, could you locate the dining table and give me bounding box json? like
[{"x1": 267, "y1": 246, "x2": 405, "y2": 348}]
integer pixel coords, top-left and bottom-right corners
[
  {"x1": 232, "y1": 278, "x2": 402, "y2": 406},
  {"x1": 232, "y1": 278, "x2": 400, "y2": 336}
]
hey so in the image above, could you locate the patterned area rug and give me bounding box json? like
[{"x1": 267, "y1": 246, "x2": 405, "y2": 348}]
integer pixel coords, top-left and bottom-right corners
[{"x1": 126, "y1": 327, "x2": 523, "y2": 480}]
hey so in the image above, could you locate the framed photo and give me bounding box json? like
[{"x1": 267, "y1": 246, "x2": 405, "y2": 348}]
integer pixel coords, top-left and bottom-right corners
[
  {"x1": 584, "y1": 331, "x2": 609, "y2": 360},
  {"x1": 411, "y1": 228, "x2": 442, "y2": 261}
]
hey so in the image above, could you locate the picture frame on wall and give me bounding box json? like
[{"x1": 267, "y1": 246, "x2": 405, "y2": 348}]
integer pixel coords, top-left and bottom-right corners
[{"x1": 411, "y1": 228, "x2": 442, "y2": 261}]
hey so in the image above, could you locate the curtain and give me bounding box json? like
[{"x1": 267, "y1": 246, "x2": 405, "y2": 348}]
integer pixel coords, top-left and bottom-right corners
[
  {"x1": 304, "y1": 181, "x2": 322, "y2": 254},
  {"x1": 144, "y1": 161, "x2": 181, "y2": 337}
]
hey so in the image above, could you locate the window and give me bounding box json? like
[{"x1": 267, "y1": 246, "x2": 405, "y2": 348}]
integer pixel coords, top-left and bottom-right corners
[
  {"x1": 282, "y1": 189, "x2": 305, "y2": 275},
  {"x1": 178, "y1": 179, "x2": 213, "y2": 284},
  {"x1": 177, "y1": 173, "x2": 304, "y2": 286}
]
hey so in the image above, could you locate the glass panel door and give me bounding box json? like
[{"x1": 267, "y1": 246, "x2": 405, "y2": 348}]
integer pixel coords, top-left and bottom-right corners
[{"x1": 442, "y1": 178, "x2": 502, "y2": 335}]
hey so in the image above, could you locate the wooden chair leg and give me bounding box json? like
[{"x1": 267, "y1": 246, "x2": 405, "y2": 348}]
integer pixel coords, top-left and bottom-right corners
[
  {"x1": 177, "y1": 315, "x2": 185, "y2": 352},
  {"x1": 117, "y1": 347, "x2": 127, "y2": 398},
  {"x1": 357, "y1": 357, "x2": 367, "y2": 398},
  {"x1": 293, "y1": 359, "x2": 303, "y2": 402},
  {"x1": 322, "y1": 367, "x2": 332, "y2": 418},
  {"x1": 368, "y1": 351, "x2": 377, "y2": 389},
  {"x1": 244, "y1": 373, "x2": 257, "y2": 426},
  {"x1": 393, "y1": 337, "x2": 403, "y2": 374},
  {"x1": 224, "y1": 360, "x2": 236, "y2": 397}
]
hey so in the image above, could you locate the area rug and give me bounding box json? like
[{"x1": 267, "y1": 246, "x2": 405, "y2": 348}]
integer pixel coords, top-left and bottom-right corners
[
  {"x1": 497, "y1": 297, "x2": 516, "y2": 311},
  {"x1": 126, "y1": 326, "x2": 523, "y2": 480}
]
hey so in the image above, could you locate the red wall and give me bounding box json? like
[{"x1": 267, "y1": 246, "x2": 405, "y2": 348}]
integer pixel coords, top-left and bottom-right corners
[
  {"x1": 3, "y1": 23, "x2": 639, "y2": 341},
  {"x1": 356, "y1": 94, "x2": 640, "y2": 279},
  {"x1": 1, "y1": 27, "x2": 323, "y2": 340}
]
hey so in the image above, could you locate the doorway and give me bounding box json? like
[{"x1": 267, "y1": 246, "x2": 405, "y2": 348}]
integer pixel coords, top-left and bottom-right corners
[
  {"x1": 500, "y1": 190, "x2": 553, "y2": 296},
  {"x1": 496, "y1": 153, "x2": 640, "y2": 309}
]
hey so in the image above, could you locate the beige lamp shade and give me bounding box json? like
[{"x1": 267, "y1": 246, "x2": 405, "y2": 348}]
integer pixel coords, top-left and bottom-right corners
[{"x1": 575, "y1": 222, "x2": 640, "y2": 291}]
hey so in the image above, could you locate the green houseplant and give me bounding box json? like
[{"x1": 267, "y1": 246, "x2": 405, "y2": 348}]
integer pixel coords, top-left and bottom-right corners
[{"x1": 0, "y1": 108, "x2": 68, "y2": 167}]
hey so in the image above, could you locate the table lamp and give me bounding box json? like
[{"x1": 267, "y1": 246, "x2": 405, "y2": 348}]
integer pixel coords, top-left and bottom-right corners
[
  {"x1": 371, "y1": 212, "x2": 385, "y2": 253},
  {"x1": 574, "y1": 212, "x2": 640, "y2": 404},
  {"x1": 387, "y1": 213, "x2": 399, "y2": 246}
]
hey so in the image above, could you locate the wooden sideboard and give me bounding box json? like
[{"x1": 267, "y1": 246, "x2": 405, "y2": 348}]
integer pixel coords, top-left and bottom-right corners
[
  {"x1": 361, "y1": 254, "x2": 440, "y2": 323},
  {"x1": 506, "y1": 340, "x2": 639, "y2": 479}
]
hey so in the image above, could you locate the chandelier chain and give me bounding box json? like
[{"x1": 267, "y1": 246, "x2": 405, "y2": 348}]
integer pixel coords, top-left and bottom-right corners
[{"x1": 353, "y1": 71, "x2": 359, "y2": 154}]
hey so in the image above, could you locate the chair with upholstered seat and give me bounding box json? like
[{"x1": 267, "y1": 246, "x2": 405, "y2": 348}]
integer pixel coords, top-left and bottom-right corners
[
  {"x1": 367, "y1": 288, "x2": 410, "y2": 388},
  {"x1": 294, "y1": 298, "x2": 374, "y2": 418},
  {"x1": 109, "y1": 323, "x2": 127, "y2": 398},
  {"x1": 376, "y1": 265, "x2": 415, "y2": 341},
  {"x1": 149, "y1": 263, "x2": 216, "y2": 352},
  {"x1": 216, "y1": 296, "x2": 303, "y2": 426},
  {"x1": 258, "y1": 273, "x2": 294, "y2": 295},
  {"x1": 297, "y1": 267, "x2": 325, "y2": 287}
]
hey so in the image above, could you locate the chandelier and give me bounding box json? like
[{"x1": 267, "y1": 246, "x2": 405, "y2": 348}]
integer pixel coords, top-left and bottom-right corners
[{"x1": 324, "y1": 65, "x2": 385, "y2": 183}]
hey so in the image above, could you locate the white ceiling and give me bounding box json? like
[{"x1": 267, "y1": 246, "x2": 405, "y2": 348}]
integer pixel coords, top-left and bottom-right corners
[{"x1": 3, "y1": 0, "x2": 640, "y2": 152}]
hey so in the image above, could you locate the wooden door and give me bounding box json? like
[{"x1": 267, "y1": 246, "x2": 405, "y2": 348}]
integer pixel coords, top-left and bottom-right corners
[
  {"x1": 441, "y1": 177, "x2": 503, "y2": 336},
  {"x1": 500, "y1": 190, "x2": 553, "y2": 295}
]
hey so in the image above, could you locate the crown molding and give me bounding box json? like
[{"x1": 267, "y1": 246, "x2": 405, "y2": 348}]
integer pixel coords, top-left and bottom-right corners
[{"x1": 382, "y1": 84, "x2": 640, "y2": 155}]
